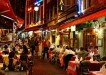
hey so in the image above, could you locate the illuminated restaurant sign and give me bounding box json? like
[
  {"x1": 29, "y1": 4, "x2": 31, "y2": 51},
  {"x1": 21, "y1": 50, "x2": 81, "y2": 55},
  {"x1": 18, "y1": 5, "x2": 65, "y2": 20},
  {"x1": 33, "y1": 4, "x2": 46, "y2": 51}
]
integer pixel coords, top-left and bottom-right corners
[{"x1": 34, "y1": 0, "x2": 43, "y2": 6}]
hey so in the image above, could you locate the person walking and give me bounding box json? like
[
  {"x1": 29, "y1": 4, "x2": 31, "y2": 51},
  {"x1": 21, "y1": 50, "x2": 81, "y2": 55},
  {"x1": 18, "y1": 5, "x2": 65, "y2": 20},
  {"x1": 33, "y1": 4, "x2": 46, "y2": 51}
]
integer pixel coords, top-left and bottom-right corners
[
  {"x1": 42, "y1": 39, "x2": 50, "y2": 59},
  {"x1": 34, "y1": 37, "x2": 39, "y2": 56},
  {"x1": 30, "y1": 37, "x2": 36, "y2": 56}
]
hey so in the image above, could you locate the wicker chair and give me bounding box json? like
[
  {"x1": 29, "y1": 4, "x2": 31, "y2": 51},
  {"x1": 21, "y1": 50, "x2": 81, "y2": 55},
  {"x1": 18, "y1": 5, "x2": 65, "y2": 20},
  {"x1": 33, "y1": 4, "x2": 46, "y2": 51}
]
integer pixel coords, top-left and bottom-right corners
[
  {"x1": 0, "y1": 71, "x2": 5, "y2": 75},
  {"x1": 79, "y1": 61, "x2": 90, "y2": 75},
  {"x1": 93, "y1": 54, "x2": 100, "y2": 61},
  {"x1": 0, "y1": 55, "x2": 3, "y2": 63},
  {"x1": 101, "y1": 56, "x2": 106, "y2": 61}
]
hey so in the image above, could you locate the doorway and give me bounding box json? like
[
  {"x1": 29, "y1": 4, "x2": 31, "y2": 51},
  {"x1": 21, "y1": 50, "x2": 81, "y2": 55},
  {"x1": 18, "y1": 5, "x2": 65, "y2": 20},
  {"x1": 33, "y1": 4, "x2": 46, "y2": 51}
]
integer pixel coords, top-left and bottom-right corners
[{"x1": 83, "y1": 28, "x2": 96, "y2": 50}]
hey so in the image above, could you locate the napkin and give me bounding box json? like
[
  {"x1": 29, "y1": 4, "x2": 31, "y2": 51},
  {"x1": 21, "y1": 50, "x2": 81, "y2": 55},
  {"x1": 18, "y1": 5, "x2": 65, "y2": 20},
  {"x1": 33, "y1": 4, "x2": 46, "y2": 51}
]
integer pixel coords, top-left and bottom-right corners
[{"x1": 80, "y1": 57, "x2": 83, "y2": 61}]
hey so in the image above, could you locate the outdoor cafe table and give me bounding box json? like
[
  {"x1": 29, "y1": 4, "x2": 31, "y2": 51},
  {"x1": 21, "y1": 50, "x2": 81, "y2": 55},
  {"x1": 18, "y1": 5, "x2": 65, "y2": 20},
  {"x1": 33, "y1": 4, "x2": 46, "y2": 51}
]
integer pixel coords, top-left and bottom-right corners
[
  {"x1": 66, "y1": 61, "x2": 100, "y2": 75},
  {"x1": 2, "y1": 54, "x2": 32, "y2": 66},
  {"x1": 89, "y1": 71, "x2": 104, "y2": 75}
]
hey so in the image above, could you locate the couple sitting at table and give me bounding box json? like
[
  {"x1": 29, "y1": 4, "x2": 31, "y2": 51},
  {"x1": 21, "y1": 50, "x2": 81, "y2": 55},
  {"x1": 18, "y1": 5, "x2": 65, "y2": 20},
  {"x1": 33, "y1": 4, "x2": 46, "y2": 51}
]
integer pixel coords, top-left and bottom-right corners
[
  {"x1": 63, "y1": 46, "x2": 75, "y2": 70},
  {"x1": 76, "y1": 47, "x2": 89, "y2": 59}
]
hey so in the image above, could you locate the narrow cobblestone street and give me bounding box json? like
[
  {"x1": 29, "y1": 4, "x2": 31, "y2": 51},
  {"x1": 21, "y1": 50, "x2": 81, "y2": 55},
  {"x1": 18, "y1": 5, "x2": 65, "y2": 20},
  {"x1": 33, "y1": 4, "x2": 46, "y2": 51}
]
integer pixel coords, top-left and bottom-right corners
[{"x1": 31, "y1": 56, "x2": 67, "y2": 75}]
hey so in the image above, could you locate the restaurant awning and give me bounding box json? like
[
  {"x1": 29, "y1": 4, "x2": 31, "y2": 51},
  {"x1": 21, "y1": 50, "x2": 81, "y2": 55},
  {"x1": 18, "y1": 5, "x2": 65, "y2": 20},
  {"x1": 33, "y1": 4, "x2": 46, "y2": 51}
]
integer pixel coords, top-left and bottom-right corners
[
  {"x1": 0, "y1": 0, "x2": 24, "y2": 28},
  {"x1": 46, "y1": 25, "x2": 59, "y2": 30},
  {"x1": 24, "y1": 25, "x2": 43, "y2": 32},
  {"x1": 59, "y1": 9, "x2": 106, "y2": 29}
]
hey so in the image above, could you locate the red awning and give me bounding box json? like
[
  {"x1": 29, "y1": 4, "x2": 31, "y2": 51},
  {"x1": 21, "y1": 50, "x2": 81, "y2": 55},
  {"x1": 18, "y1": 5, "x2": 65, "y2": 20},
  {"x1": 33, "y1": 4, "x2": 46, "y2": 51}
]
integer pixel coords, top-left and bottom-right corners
[
  {"x1": 0, "y1": 0, "x2": 24, "y2": 27},
  {"x1": 59, "y1": 9, "x2": 106, "y2": 29}
]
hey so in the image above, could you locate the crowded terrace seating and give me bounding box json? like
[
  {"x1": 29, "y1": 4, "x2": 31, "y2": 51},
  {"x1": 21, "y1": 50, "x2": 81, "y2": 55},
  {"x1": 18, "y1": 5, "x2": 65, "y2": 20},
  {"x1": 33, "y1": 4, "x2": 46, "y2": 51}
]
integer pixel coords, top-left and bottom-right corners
[
  {"x1": 48, "y1": 45, "x2": 106, "y2": 75},
  {"x1": 0, "y1": 39, "x2": 106, "y2": 75},
  {"x1": 0, "y1": 40, "x2": 33, "y2": 75}
]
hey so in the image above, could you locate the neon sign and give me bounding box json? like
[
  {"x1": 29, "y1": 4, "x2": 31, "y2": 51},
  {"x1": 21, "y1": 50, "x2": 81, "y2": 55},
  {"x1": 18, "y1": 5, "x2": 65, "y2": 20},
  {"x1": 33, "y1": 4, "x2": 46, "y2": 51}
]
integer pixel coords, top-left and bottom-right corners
[
  {"x1": 77, "y1": 0, "x2": 84, "y2": 15},
  {"x1": 34, "y1": 0, "x2": 43, "y2": 6}
]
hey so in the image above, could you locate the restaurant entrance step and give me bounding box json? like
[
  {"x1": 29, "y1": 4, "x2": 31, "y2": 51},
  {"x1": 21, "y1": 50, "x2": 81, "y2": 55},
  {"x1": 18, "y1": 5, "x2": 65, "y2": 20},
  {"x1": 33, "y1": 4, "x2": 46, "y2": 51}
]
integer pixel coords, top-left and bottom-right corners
[{"x1": 31, "y1": 56, "x2": 67, "y2": 75}]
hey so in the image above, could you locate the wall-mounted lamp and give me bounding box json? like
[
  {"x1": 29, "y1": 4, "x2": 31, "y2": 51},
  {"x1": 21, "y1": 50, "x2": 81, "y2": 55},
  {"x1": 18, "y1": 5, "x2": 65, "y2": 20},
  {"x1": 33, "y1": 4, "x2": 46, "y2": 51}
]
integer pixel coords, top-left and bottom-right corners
[
  {"x1": 34, "y1": 6, "x2": 39, "y2": 11},
  {"x1": 34, "y1": 5, "x2": 39, "y2": 22}
]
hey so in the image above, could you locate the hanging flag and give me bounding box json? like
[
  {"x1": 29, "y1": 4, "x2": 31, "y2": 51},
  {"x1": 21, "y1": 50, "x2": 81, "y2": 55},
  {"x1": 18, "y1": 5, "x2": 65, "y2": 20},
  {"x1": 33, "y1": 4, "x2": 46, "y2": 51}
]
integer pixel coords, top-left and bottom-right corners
[
  {"x1": 77, "y1": 0, "x2": 84, "y2": 16},
  {"x1": 59, "y1": 0, "x2": 64, "y2": 11}
]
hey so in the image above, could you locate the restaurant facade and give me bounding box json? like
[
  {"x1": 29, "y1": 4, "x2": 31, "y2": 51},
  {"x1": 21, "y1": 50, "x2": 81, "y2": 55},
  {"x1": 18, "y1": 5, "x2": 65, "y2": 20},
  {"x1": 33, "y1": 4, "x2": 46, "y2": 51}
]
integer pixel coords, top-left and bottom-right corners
[{"x1": 24, "y1": 0, "x2": 106, "y2": 57}]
